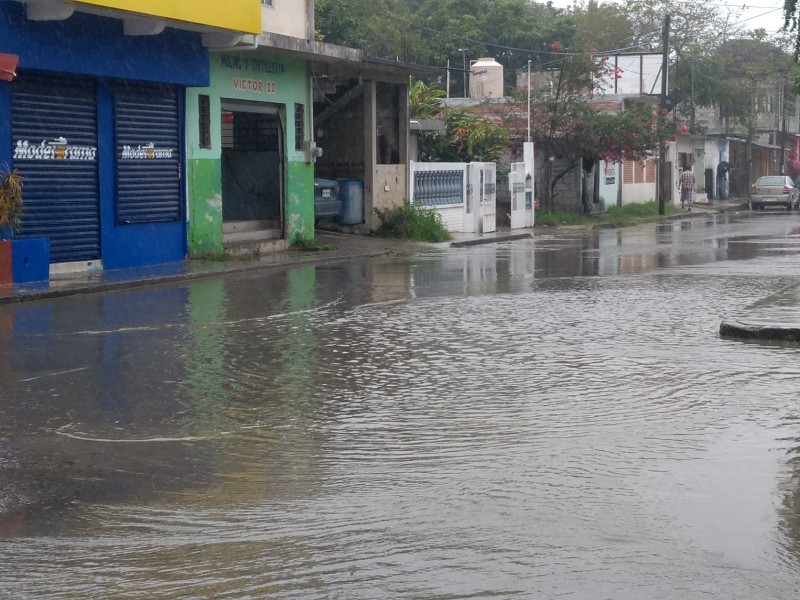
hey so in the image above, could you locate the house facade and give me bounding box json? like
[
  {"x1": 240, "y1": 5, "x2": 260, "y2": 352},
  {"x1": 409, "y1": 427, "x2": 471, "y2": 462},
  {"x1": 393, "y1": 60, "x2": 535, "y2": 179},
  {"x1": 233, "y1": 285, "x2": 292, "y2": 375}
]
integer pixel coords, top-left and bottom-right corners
[
  {"x1": 186, "y1": 0, "x2": 317, "y2": 255},
  {"x1": 0, "y1": 0, "x2": 260, "y2": 272},
  {"x1": 186, "y1": 0, "x2": 415, "y2": 257}
]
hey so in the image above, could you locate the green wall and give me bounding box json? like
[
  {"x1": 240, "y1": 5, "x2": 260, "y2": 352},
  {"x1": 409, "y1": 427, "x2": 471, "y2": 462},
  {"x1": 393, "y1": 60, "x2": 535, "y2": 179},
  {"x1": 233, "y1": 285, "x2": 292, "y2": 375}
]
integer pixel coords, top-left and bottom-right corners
[{"x1": 186, "y1": 51, "x2": 314, "y2": 255}]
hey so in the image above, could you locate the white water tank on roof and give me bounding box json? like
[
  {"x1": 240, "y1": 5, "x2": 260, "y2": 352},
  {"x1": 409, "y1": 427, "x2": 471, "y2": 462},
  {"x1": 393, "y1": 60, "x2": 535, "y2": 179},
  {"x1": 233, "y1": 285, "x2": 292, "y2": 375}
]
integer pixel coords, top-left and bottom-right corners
[{"x1": 469, "y1": 57, "x2": 504, "y2": 99}]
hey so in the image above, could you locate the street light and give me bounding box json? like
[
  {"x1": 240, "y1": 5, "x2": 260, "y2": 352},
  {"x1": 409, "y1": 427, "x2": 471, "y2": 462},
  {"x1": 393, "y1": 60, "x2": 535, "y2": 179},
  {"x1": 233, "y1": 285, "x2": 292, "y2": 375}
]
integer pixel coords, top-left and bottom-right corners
[{"x1": 458, "y1": 48, "x2": 467, "y2": 97}]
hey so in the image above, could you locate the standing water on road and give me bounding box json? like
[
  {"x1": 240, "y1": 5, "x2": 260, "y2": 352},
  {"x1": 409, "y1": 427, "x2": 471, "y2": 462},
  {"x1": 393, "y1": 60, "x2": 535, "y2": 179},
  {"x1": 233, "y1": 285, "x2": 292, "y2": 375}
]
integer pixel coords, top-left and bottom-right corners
[{"x1": 2, "y1": 214, "x2": 800, "y2": 599}]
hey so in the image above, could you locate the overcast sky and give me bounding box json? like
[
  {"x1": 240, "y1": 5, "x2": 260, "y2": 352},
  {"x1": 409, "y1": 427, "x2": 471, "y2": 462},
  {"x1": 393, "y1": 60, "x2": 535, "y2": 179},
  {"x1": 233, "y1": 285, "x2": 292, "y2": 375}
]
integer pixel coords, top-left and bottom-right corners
[{"x1": 546, "y1": 1, "x2": 788, "y2": 35}]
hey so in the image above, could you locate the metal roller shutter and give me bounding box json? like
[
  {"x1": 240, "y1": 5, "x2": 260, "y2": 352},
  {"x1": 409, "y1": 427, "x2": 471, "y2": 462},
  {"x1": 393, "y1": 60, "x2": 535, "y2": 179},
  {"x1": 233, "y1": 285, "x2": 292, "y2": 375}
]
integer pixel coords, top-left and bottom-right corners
[
  {"x1": 115, "y1": 83, "x2": 181, "y2": 224},
  {"x1": 11, "y1": 74, "x2": 100, "y2": 263}
]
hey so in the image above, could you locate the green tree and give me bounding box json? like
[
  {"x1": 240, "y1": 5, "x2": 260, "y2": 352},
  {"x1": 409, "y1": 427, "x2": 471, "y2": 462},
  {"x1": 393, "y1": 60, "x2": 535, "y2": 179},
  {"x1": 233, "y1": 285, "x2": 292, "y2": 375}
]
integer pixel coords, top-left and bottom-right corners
[
  {"x1": 419, "y1": 106, "x2": 508, "y2": 162},
  {"x1": 409, "y1": 79, "x2": 446, "y2": 119},
  {"x1": 500, "y1": 51, "x2": 675, "y2": 213}
]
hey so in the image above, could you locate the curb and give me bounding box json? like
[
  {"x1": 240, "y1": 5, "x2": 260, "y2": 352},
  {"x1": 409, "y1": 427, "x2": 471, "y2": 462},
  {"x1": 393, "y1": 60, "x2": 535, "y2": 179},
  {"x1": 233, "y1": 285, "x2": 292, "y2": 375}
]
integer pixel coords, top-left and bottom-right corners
[
  {"x1": 450, "y1": 233, "x2": 532, "y2": 248},
  {"x1": 719, "y1": 320, "x2": 800, "y2": 343}
]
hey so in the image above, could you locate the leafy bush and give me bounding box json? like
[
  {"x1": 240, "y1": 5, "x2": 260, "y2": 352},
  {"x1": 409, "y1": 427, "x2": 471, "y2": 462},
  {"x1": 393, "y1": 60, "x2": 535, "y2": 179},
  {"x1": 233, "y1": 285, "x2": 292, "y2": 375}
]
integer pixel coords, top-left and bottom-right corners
[
  {"x1": 0, "y1": 166, "x2": 23, "y2": 234},
  {"x1": 374, "y1": 204, "x2": 452, "y2": 242}
]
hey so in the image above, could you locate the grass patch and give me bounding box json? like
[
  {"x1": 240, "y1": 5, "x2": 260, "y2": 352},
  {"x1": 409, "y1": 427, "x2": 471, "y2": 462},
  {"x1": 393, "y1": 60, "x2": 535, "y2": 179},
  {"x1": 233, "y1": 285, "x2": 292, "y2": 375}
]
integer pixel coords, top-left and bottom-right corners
[
  {"x1": 536, "y1": 201, "x2": 681, "y2": 229},
  {"x1": 290, "y1": 238, "x2": 337, "y2": 251},
  {"x1": 374, "y1": 204, "x2": 452, "y2": 242}
]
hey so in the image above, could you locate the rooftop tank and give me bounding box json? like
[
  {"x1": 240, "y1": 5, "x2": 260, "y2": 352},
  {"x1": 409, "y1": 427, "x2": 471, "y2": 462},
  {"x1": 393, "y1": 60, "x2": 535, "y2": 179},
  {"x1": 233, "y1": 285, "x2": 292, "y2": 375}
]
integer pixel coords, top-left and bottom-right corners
[{"x1": 469, "y1": 57, "x2": 504, "y2": 99}]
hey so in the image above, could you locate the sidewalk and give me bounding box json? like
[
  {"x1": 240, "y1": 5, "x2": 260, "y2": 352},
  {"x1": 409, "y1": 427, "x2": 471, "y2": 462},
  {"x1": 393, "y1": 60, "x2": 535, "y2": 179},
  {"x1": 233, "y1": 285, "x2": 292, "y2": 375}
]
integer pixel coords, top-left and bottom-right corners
[
  {"x1": 6, "y1": 198, "x2": 793, "y2": 341},
  {"x1": 0, "y1": 198, "x2": 755, "y2": 307}
]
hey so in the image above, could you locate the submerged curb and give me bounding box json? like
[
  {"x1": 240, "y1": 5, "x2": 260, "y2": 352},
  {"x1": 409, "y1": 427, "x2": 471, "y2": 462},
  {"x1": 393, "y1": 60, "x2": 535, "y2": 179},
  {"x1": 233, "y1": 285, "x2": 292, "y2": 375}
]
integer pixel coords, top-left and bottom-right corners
[
  {"x1": 719, "y1": 319, "x2": 800, "y2": 342},
  {"x1": 450, "y1": 233, "x2": 532, "y2": 248},
  {"x1": 719, "y1": 284, "x2": 800, "y2": 343}
]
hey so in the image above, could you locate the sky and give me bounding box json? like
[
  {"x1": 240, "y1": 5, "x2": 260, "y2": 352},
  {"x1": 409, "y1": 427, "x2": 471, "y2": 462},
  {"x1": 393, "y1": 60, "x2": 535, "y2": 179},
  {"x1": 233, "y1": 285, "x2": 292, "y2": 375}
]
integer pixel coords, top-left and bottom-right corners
[{"x1": 546, "y1": 1, "x2": 789, "y2": 36}]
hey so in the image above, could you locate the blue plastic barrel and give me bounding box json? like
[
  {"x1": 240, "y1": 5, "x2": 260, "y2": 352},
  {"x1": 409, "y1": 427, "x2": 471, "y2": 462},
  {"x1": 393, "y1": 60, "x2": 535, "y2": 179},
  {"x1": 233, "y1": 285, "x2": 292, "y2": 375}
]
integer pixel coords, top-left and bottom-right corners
[{"x1": 337, "y1": 179, "x2": 364, "y2": 225}]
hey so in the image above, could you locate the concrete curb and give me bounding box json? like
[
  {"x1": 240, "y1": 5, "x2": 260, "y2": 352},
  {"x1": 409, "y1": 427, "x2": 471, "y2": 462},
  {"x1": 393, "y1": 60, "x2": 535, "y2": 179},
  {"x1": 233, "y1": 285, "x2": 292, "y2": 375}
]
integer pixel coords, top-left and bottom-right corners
[
  {"x1": 719, "y1": 284, "x2": 800, "y2": 343},
  {"x1": 450, "y1": 233, "x2": 532, "y2": 248},
  {"x1": 719, "y1": 319, "x2": 800, "y2": 342}
]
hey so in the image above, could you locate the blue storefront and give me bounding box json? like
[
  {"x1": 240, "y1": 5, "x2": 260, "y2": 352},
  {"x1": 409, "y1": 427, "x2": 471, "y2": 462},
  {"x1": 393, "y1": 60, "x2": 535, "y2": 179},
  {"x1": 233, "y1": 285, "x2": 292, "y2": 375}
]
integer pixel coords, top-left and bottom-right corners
[{"x1": 0, "y1": 3, "x2": 209, "y2": 270}]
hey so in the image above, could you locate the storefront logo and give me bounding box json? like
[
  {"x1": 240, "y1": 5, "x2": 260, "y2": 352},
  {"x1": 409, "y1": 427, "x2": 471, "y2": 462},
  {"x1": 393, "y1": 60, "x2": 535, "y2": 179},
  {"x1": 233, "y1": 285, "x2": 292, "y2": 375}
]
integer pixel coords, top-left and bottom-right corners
[
  {"x1": 13, "y1": 138, "x2": 97, "y2": 161},
  {"x1": 120, "y1": 143, "x2": 174, "y2": 160}
]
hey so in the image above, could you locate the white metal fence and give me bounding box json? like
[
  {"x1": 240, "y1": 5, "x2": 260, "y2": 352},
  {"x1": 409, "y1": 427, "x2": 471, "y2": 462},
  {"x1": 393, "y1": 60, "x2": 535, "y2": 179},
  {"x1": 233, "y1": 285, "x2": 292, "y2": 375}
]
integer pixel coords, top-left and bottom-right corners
[{"x1": 409, "y1": 161, "x2": 497, "y2": 233}]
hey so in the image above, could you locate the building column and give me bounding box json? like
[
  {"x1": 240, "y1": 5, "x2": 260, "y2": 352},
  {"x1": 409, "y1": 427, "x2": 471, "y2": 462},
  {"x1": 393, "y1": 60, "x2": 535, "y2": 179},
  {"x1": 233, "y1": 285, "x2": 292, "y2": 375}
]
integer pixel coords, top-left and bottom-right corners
[{"x1": 363, "y1": 79, "x2": 377, "y2": 230}]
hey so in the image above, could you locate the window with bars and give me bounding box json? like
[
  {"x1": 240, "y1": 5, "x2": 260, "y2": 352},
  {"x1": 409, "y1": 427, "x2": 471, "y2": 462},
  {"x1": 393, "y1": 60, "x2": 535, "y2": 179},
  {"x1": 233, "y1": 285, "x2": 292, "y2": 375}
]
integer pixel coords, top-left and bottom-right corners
[
  {"x1": 221, "y1": 111, "x2": 279, "y2": 151},
  {"x1": 623, "y1": 159, "x2": 656, "y2": 184},
  {"x1": 261, "y1": 0, "x2": 273, "y2": 6},
  {"x1": 198, "y1": 95, "x2": 211, "y2": 149},
  {"x1": 294, "y1": 103, "x2": 305, "y2": 151}
]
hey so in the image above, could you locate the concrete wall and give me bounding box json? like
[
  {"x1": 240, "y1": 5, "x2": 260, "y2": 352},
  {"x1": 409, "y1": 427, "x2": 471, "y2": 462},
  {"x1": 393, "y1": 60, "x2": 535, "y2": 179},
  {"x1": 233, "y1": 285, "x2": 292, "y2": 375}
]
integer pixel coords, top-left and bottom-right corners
[
  {"x1": 186, "y1": 51, "x2": 313, "y2": 255},
  {"x1": 261, "y1": 1, "x2": 309, "y2": 39},
  {"x1": 371, "y1": 165, "x2": 407, "y2": 229}
]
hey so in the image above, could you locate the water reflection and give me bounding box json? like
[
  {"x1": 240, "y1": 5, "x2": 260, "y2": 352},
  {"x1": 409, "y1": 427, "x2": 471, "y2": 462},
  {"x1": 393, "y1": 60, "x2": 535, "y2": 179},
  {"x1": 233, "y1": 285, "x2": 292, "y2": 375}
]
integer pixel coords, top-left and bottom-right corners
[{"x1": 1, "y1": 215, "x2": 800, "y2": 597}]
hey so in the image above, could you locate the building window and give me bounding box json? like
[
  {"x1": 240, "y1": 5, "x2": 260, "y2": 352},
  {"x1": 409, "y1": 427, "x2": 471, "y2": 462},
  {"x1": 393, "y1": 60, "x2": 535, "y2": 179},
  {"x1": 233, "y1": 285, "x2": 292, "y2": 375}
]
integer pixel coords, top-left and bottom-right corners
[
  {"x1": 294, "y1": 103, "x2": 305, "y2": 151},
  {"x1": 198, "y1": 95, "x2": 211, "y2": 149},
  {"x1": 261, "y1": 0, "x2": 273, "y2": 7}
]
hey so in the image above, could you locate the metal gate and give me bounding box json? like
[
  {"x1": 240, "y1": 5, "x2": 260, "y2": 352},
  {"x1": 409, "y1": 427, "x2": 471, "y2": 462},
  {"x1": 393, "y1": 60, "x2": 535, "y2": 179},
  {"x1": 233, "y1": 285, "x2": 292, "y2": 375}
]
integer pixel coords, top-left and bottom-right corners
[
  {"x1": 509, "y1": 163, "x2": 526, "y2": 229},
  {"x1": 467, "y1": 163, "x2": 496, "y2": 233},
  {"x1": 115, "y1": 83, "x2": 181, "y2": 224},
  {"x1": 11, "y1": 74, "x2": 100, "y2": 263},
  {"x1": 481, "y1": 162, "x2": 497, "y2": 233}
]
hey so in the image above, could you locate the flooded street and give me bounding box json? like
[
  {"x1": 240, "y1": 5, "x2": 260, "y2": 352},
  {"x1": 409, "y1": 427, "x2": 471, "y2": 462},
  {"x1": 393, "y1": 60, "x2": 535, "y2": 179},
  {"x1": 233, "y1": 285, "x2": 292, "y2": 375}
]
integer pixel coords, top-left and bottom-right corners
[{"x1": 3, "y1": 213, "x2": 800, "y2": 598}]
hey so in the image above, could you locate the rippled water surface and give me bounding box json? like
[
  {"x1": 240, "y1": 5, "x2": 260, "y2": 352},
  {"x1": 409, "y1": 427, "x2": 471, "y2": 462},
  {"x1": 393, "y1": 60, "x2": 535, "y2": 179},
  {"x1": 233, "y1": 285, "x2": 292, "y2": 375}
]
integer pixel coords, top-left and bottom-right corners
[{"x1": 3, "y1": 214, "x2": 800, "y2": 599}]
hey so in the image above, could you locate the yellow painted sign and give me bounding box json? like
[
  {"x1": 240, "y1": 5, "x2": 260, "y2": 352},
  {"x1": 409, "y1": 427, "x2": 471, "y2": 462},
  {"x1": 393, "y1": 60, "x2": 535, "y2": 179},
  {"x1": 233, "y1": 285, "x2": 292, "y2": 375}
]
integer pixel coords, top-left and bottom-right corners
[{"x1": 73, "y1": 0, "x2": 261, "y2": 34}]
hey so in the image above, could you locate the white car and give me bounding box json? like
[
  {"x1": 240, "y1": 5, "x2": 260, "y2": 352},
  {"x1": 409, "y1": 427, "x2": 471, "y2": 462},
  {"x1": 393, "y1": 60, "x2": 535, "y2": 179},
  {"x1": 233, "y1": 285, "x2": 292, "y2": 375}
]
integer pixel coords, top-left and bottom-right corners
[{"x1": 750, "y1": 176, "x2": 800, "y2": 211}]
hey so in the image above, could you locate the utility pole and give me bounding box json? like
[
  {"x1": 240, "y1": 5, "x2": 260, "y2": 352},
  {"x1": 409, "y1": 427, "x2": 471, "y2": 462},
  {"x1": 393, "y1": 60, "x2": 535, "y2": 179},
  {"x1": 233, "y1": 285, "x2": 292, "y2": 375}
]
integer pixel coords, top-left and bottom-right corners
[
  {"x1": 658, "y1": 14, "x2": 670, "y2": 216},
  {"x1": 527, "y1": 59, "x2": 531, "y2": 142}
]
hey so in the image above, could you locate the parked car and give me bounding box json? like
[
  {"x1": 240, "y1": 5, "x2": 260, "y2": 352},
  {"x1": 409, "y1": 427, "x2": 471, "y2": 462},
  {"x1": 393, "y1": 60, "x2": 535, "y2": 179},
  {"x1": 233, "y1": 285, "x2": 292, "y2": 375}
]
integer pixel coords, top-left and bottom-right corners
[
  {"x1": 314, "y1": 178, "x2": 340, "y2": 220},
  {"x1": 750, "y1": 175, "x2": 800, "y2": 211}
]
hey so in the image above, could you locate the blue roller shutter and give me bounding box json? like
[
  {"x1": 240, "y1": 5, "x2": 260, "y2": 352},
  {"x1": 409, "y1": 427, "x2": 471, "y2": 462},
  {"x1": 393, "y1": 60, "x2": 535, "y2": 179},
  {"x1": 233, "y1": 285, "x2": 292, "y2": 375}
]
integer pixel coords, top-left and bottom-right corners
[
  {"x1": 11, "y1": 73, "x2": 100, "y2": 263},
  {"x1": 115, "y1": 83, "x2": 181, "y2": 224}
]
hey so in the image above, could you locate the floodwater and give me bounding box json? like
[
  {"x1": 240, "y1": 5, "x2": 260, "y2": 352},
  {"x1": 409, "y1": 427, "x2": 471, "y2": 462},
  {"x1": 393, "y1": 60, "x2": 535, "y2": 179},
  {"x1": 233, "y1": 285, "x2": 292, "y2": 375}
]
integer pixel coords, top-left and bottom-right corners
[{"x1": 2, "y1": 213, "x2": 800, "y2": 599}]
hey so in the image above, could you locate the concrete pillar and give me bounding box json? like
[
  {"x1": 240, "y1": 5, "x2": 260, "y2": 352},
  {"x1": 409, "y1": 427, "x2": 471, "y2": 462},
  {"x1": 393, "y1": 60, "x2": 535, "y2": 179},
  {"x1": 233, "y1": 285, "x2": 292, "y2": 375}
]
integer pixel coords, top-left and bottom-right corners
[{"x1": 364, "y1": 79, "x2": 377, "y2": 230}]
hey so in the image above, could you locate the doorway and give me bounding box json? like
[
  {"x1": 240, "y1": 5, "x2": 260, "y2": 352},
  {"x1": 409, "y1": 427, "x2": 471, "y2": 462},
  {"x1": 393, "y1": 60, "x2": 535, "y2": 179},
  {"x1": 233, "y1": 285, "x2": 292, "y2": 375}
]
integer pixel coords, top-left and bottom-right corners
[{"x1": 220, "y1": 100, "x2": 284, "y2": 241}]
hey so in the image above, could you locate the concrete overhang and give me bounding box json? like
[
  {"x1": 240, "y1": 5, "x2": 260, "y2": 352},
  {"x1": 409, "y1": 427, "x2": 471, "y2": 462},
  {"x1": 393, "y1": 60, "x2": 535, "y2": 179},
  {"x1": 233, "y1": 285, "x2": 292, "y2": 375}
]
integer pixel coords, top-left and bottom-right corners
[
  {"x1": 253, "y1": 32, "x2": 438, "y2": 83},
  {"x1": 410, "y1": 119, "x2": 446, "y2": 132}
]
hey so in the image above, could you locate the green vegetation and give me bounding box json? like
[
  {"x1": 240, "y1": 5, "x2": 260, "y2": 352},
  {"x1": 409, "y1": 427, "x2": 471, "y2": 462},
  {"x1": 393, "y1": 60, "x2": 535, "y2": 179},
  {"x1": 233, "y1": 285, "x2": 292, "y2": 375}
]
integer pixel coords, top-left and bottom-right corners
[
  {"x1": 290, "y1": 238, "x2": 337, "y2": 251},
  {"x1": 373, "y1": 204, "x2": 453, "y2": 242},
  {"x1": 0, "y1": 166, "x2": 24, "y2": 235},
  {"x1": 535, "y1": 201, "x2": 681, "y2": 228}
]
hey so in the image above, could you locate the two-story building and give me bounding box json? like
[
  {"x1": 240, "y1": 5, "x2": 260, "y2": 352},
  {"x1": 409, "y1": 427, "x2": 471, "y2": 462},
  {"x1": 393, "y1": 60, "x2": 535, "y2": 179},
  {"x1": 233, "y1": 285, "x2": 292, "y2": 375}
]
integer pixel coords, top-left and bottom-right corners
[
  {"x1": 0, "y1": 0, "x2": 261, "y2": 272},
  {"x1": 186, "y1": 0, "x2": 416, "y2": 258}
]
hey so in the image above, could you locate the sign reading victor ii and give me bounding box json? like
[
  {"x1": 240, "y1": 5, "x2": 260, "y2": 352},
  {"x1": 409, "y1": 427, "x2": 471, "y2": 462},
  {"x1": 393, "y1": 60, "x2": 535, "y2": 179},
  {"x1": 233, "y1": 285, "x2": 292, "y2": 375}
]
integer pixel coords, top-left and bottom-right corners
[{"x1": 220, "y1": 53, "x2": 282, "y2": 95}]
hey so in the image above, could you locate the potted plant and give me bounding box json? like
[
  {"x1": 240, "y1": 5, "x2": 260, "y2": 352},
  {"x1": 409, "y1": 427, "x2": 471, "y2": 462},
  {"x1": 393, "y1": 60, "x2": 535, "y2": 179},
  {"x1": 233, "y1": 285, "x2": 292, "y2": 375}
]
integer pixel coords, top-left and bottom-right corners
[
  {"x1": 0, "y1": 165, "x2": 23, "y2": 239},
  {"x1": 0, "y1": 166, "x2": 50, "y2": 284}
]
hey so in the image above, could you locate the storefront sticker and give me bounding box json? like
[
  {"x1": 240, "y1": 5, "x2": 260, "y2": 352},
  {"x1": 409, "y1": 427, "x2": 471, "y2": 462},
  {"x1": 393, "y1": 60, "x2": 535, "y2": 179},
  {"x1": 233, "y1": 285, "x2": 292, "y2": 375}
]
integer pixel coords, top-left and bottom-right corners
[
  {"x1": 120, "y1": 143, "x2": 175, "y2": 160},
  {"x1": 13, "y1": 138, "x2": 97, "y2": 161},
  {"x1": 604, "y1": 163, "x2": 616, "y2": 185}
]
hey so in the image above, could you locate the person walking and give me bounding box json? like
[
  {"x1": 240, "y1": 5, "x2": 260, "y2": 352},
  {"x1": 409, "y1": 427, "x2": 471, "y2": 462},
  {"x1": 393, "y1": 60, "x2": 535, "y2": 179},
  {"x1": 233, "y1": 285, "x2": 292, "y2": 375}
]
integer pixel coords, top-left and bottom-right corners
[{"x1": 679, "y1": 167, "x2": 696, "y2": 211}]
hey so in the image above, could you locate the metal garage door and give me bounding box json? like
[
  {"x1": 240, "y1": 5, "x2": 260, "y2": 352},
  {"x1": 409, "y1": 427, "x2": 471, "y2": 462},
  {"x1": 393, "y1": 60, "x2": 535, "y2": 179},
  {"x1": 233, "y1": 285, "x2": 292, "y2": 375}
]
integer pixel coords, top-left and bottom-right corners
[
  {"x1": 115, "y1": 83, "x2": 181, "y2": 224},
  {"x1": 11, "y1": 73, "x2": 100, "y2": 263}
]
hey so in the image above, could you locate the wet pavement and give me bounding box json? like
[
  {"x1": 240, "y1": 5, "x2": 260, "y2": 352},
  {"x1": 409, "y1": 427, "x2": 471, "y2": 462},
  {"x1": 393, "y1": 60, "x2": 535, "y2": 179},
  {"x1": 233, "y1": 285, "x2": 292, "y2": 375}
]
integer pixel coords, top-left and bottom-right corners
[
  {"x1": 0, "y1": 200, "x2": 747, "y2": 304},
  {"x1": 3, "y1": 206, "x2": 800, "y2": 598}
]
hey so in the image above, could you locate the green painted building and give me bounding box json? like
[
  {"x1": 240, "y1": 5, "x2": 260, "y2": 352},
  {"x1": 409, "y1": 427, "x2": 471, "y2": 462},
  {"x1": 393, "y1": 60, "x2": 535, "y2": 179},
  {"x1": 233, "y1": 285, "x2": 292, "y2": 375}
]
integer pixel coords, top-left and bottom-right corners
[{"x1": 186, "y1": 50, "x2": 314, "y2": 257}]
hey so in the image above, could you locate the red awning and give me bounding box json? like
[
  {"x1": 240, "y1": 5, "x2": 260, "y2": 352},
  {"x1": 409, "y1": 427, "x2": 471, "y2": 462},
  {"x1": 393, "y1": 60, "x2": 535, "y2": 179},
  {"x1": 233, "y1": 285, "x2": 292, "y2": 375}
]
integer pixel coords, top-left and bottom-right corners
[{"x1": 0, "y1": 53, "x2": 19, "y2": 82}]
